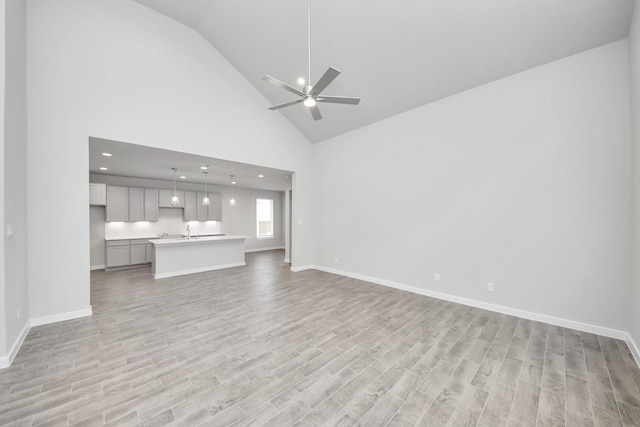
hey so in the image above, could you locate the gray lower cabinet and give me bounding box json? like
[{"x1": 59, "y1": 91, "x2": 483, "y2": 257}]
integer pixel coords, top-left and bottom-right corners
[
  {"x1": 130, "y1": 240, "x2": 148, "y2": 265},
  {"x1": 106, "y1": 240, "x2": 130, "y2": 268},
  {"x1": 106, "y1": 186, "x2": 129, "y2": 222},
  {"x1": 146, "y1": 243, "x2": 153, "y2": 263},
  {"x1": 106, "y1": 239, "x2": 152, "y2": 268}
]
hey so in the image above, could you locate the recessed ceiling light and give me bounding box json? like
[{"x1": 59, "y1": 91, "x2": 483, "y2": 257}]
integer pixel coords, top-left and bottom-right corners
[
  {"x1": 180, "y1": 176, "x2": 186, "y2": 179},
  {"x1": 201, "y1": 166, "x2": 208, "y2": 170},
  {"x1": 297, "y1": 77, "x2": 305, "y2": 85},
  {"x1": 101, "y1": 152, "x2": 112, "y2": 157},
  {"x1": 258, "y1": 174, "x2": 264, "y2": 178},
  {"x1": 99, "y1": 167, "x2": 108, "y2": 171}
]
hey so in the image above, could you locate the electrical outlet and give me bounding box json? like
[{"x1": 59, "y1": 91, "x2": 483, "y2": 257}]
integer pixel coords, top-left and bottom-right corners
[
  {"x1": 487, "y1": 282, "x2": 494, "y2": 292},
  {"x1": 434, "y1": 274, "x2": 440, "y2": 282}
]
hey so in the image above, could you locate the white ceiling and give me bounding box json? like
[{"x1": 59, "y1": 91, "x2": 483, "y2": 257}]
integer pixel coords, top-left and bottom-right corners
[
  {"x1": 89, "y1": 138, "x2": 293, "y2": 191},
  {"x1": 133, "y1": 0, "x2": 634, "y2": 143}
]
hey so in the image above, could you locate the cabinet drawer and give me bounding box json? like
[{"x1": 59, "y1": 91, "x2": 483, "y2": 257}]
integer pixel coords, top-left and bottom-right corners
[{"x1": 106, "y1": 240, "x2": 130, "y2": 247}]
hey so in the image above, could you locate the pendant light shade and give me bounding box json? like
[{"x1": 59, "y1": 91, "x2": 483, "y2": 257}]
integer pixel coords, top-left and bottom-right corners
[
  {"x1": 229, "y1": 174, "x2": 237, "y2": 207},
  {"x1": 171, "y1": 168, "x2": 180, "y2": 206},
  {"x1": 202, "y1": 170, "x2": 210, "y2": 206}
]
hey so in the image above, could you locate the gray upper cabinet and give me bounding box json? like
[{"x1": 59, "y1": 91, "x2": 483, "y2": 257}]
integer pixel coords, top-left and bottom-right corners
[
  {"x1": 128, "y1": 187, "x2": 145, "y2": 222},
  {"x1": 106, "y1": 186, "x2": 129, "y2": 222},
  {"x1": 159, "y1": 189, "x2": 185, "y2": 208},
  {"x1": 89, "y1": 183, "x2": 107, "y2": 206},
  {"x1": 144, "y1": 189, "x2": 159, "y2": 221},
  {"x1": 183, "y1": 191, "x2": 197, "y2": 221},
  {"x1": 196, "y1": 192, "x2": 208, "y2": 221},
  {"x1": 207, "y1": 193, "x2": 222, "y2": 221}
]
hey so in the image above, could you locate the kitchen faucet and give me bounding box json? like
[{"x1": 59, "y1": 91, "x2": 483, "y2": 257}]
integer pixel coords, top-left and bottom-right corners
[{"x1": 186, "y1": 224, "x2": 191, "y2": 239}]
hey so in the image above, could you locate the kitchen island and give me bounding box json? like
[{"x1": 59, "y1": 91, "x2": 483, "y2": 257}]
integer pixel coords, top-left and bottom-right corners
[{"x1": 149, "y1": 235, "x2": 247, "y2": 279}]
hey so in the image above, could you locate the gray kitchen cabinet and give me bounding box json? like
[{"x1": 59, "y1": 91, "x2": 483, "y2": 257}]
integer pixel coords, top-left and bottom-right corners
[
  {"x1": 146, "y1": 243, "x2": 153, "y2": 263},
  {"x1": 89, "y1": 183, "x2": 106, "y2": 206},
  {"x1": 207, "y1": 193, "x2": 222, "y2": 220},
  {"x1": 144, "y1": 189, "x2": 159, "y2": 221},
  {"x1": 196, "y1": 192, "x2": 208, "y2": 221},
  {"x1": 106, "y1": 240, "x2": 130, "y2": 267},
  {"x1": 158, "y1": 189, "x2": 185, "y2": 208},
  {"x1": 130, "y1": 240, "x2": 147, "y2": 265},
  {"x1": 128, "y1": 187, "x2": 145, "y2": 222},
  {"x1": 183, "y1": 191, "x2": 197, "y2": 221},
  {"x1": 106, "y1": 186, "x2": 129, "y2": 222}
]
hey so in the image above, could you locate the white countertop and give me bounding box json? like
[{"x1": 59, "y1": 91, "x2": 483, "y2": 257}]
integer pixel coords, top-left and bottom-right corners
[
  {"x1": 105, "y1": 234, "x2": 226, "y2": 242},
  {"x1": 104, "y1": 235, "x2": 159, "y2": 241},
  {"x1": 149, "y1": 235, "x2": 247, "y2": 246}
]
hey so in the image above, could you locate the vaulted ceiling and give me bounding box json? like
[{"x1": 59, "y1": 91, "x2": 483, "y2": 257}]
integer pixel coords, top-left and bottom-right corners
[{"x1": 133, "y1": 0, "x2": 635, "y2": 143}]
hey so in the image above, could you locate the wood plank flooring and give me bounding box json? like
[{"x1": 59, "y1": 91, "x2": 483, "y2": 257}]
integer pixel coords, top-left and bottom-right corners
[{"x1": 1, "y1": 250, "x2": 640, "y2": 426}]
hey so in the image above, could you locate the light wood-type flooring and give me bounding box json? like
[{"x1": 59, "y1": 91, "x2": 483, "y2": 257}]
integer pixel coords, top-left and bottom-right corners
[{"x1": 1, "y1": 250, "x2": 640, "y2": 426}]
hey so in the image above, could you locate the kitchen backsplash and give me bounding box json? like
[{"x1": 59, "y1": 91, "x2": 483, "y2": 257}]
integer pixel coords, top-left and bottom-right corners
[{"x1": 105, "y1": 208, "x2": 222, "y2": 239}]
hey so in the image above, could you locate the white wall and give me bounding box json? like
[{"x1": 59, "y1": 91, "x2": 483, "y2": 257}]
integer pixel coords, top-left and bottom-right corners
[
  {"x1": 26, "y1": 0, "x2": 312, "y2": 320},
  {"x1": 1, "y1": 0, "x2": 28, "y2": 364},
  {"x1": 314, "y1": 40, "x2": 632, "y2": 332},
  {"x1": 0, "y1": 0, "x2": 6, "y2": 358},
  {"x1": 629, "y1": 2, "x2": 640, "y2": 353}
]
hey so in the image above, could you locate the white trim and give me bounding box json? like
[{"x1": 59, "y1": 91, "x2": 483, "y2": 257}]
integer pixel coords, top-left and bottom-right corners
[
  {"x1": 90, "y1": 264, "x2": 105, "y2": 271},
  {"x1": 311, "y1": 265, "x2": 631, "y2": 341},
  {"x1": 626, "y1": 333, "x2": 640, "y2": 369},
  {"x1": 290, "y1": 265, "x2": 314, "y2": 272},
  {"x1": 0, "y1": 322, "x2": 30, "y2": 369},
  {"x1": 30, "y1": 307, "x2": 93, "y2": 327},
  {"x1": 284, "y1": 258, "x2": 291, "y2": 263},
  {"x1": 245, "y1": 246, "x2": 284, "y2": 253},
  {"x1": 153, "y1": 262, "x2": 246, "y2": 279}
]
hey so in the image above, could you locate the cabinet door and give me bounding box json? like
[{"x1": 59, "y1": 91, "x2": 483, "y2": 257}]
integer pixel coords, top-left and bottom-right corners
[
  {"x1": 146, "y1": 244, "x2": 153, "y2": 263},
  {"x1": 106, "y1": 245, "x2": 130, "y2": 267},
  {"x1": 130, "y1": 244, "x2": 146, "y2": 265},
  {"x1": 207, "y1": 193, "x2": 222, "y2": 221},
  {"x1": 196, "y1": 192, "x2": 208, "y2": 221},
  {"x1": 89, "y1": 183, "x2": 106, "y2": 206},
  {"x1": 183, "y1": 191, "x2": 197, "y2": 221},
  {"x1": 128, "y1": 188, "x2": 145, "y2": 222},
  {"x1": 144, "y1": 189, "x2": 159, "y2": 221},
  {"x1": 159, "y1": 189, "x2": 185, "y2": 208},
  {"x1": 106, "y1": 186, "x2": 129, "y2": 222}
]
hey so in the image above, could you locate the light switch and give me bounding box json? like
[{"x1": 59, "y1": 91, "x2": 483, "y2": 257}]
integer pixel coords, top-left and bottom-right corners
[{"x1": 7, "y1": 225, "x2": 13, "y2": 238}]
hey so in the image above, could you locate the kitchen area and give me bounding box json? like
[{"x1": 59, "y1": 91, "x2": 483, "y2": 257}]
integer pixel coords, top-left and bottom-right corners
[{"x1": 89, "y1": 138, "x2": 293, "y2": 278}]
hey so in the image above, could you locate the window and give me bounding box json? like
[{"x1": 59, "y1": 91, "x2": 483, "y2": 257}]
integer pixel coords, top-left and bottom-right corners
[{"x1": 256, "y1": 198, "x2": 274, "y2": 239}]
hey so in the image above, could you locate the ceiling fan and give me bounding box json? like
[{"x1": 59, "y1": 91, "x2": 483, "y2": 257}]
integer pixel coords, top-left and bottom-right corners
[{"x1": 262, "y1": 0, "x2": 360, "y2": 121}]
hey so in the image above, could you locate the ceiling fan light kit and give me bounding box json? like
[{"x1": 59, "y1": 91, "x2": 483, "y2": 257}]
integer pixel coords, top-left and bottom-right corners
[{"x1": 262, "y1": 0, "x2": 360, "y2": 120}]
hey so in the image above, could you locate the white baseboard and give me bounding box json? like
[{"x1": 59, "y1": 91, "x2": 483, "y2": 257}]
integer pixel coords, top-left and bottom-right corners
[
  {"x1": 30, "y1": 307, "x2": 93, "y2": 327},
  {"x1": 290, "y1": 265, "x2": 314, "y2": 273},
  {"x1": 245, "y1": 246, "x2": 285, "y2": 253},
  {"x1": 90, "y1": 264, "x2": 105, "y2": 271},
  {"x1": 626, "y1": 333, "x2": 640, "y2": 369},
  {"x1": 0, "y1": 322, "x2": 30, "y2": 369},
  {"x1": 311, "y1": 264, "x2": 631, "y2": 342},
  {"x1": 154, "y1": 262, "x2": 246, "y2": 279}
]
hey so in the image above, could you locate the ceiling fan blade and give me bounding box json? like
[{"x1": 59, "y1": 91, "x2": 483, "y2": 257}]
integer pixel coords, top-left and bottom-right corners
[
  {"x1": 309, "y1": 104, "x2": 322, "y2": 120},
  {"x1": 262, "y1": 75, "x2": 305, "y2": 97},
  {"x1": 268, "y1": 98, "x2": 304, "y2": 110},
  {"x1": 311, "y1": 67, "x2": 340, "y2": 96},
  {"x1": 318, "y1": 96, "x2": 361, "y2": 105}
]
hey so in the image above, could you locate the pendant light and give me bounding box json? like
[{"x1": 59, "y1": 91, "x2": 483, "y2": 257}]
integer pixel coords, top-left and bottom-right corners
[
  {"x1": 202, "y1": 171, "x2": 210, "y2": 206},
  {"x1": 171, "y1": 168, "x2": 180, "y2": 206},
  {"x1": 229, "y1": 174, "x2": 237, "y2": 207}
]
